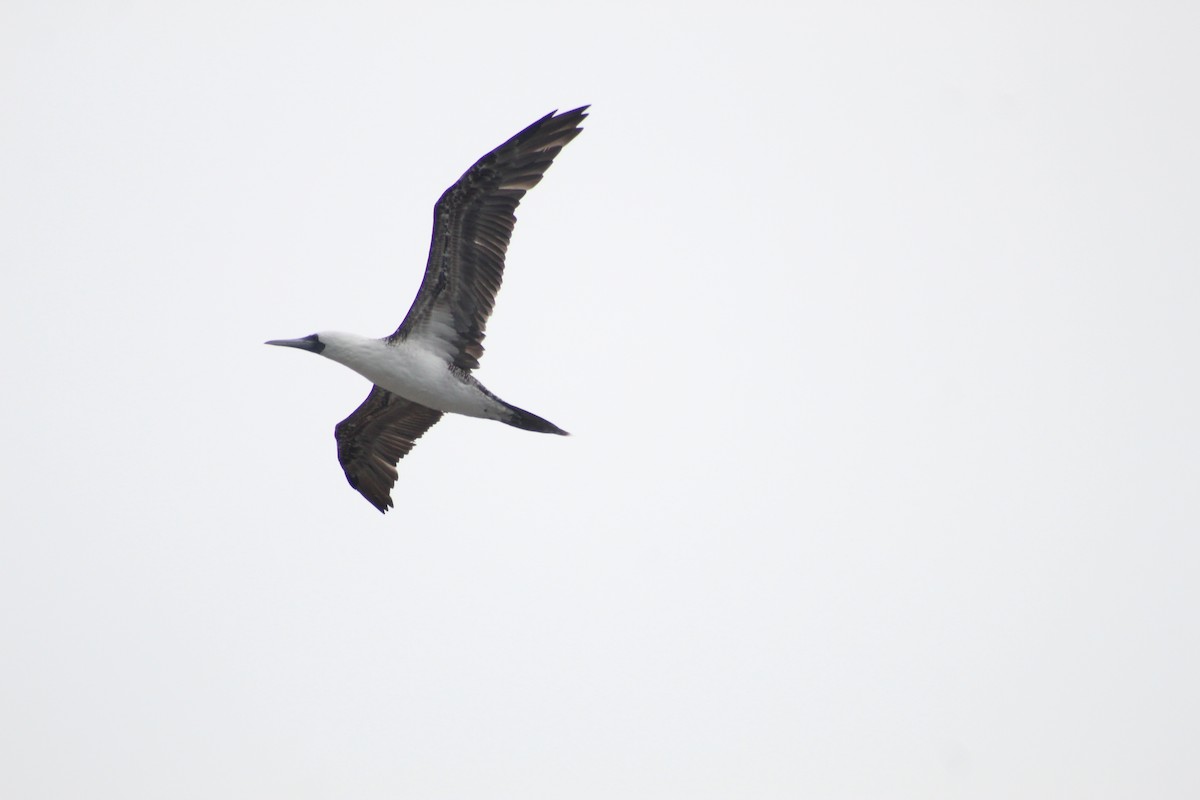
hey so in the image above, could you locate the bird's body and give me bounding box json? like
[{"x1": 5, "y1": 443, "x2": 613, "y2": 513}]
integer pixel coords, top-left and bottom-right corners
[
  {"x1": 267, "y1": 106, "x2": 586, "y2": 512},
  {"x1": 311, "y1": 331, "x2": 540, "y2": 423}
]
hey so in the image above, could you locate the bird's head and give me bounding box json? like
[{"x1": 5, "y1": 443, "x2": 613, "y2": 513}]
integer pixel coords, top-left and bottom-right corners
[{"x1": 265, "y1": 332, "x2": 378, "y2": 371}]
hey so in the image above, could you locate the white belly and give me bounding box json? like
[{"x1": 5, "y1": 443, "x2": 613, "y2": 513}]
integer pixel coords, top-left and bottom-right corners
[{"x1": 331, "y1": 337, "x2": 504, "y2": 419}]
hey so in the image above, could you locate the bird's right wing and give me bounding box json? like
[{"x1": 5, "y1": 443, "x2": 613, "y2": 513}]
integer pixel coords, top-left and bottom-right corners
[
  {"x1": 334, "y1": 387, "x2": 444, "y2": 513},
  {"x1": 389, "y1": 106, "x2": 588, "y2": 371}
]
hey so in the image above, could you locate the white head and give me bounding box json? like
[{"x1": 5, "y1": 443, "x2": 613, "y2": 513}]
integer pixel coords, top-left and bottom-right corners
[{"x1": 264, "y1": 330, "x2": 380, "y2": 367}]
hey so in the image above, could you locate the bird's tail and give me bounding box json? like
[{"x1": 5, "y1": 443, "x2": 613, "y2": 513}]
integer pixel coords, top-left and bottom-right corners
[{"x1": 503, "y1": 402, "x2": 569, "y2": 436}]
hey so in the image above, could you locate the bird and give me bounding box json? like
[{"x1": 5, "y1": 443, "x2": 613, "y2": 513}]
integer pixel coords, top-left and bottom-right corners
[{"x1": 267, "y1": 106, "x2": 587, "y2": 513}]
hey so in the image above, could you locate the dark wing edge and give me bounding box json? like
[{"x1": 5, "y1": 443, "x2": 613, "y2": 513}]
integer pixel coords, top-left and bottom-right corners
[
  {"x1": 390, "y1": 105, "x2": 589, "y2": 370},
  {"x1": 334, "y1": 387, "x2": 444, "y2": 513}
]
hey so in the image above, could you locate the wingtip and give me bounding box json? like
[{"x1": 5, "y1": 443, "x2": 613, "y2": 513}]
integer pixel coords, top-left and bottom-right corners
[
  {"x1": 555, "y1": 105, "x2": 589, "y2": 129},
  {"x1": 544, "y1": 104, "x2": 588, "y2": 116}
]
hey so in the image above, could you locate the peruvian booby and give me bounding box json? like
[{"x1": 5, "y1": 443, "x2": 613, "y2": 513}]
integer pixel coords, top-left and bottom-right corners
[{"x1": 267, "y1": 106, "x2": 586, "y2": 513}]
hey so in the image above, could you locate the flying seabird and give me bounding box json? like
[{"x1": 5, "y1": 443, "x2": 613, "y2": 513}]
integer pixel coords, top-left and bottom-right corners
[{"x1": 267, "y1": 106, "x2": 587, "y2": 513}]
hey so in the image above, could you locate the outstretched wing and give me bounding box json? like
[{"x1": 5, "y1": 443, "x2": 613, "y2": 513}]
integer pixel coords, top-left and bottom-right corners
[
  {"x1": 334, "y1": 387, "x2": 444, "y2": 513},
  {"x1": 389, "y1": 106, "x2": 588, "y2": 371}
]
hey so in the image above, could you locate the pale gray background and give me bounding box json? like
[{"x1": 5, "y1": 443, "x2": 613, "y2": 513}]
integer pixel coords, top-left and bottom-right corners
[{"x1": 2, "y1": 1, "x2": 1198, "y2": 798}]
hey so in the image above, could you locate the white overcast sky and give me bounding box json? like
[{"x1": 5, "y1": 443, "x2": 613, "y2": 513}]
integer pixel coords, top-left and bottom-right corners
[{"x1": 2, "y1": 1, "x2": 1198, "y2": 798}]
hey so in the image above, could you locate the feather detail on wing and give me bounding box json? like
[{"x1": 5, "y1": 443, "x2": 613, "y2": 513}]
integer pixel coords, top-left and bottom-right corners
[
  {"x1": 334, "y1": 387, "x2": 444, "y2": 513},
  {"x1": 390, "y1": 106, "x2": 588, "y2": 370}
]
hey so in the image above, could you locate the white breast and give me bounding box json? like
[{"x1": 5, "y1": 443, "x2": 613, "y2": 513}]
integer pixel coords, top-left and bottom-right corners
[{"x1": 317, "y1": 332, "x2": 504, "y2": 419}]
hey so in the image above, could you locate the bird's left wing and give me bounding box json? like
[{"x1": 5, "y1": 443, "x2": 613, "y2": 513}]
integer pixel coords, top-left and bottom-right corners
[
  {"x1": 389, "y1": 106, "x2": 588, "y2": 371},
  {"x1": 334, "y1": 386, "x2": 444, "y2": 513}
]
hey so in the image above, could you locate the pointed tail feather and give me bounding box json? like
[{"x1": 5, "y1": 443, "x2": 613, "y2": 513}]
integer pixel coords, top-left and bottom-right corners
[{"x1": 503, "y1": 403, "x2": 569, "y2": 436}]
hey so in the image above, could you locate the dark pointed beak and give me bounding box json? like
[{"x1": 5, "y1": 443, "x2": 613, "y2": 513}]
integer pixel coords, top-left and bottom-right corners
[{"x1": 265, "y1": 334, "x2": 324, "y2": 354}]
